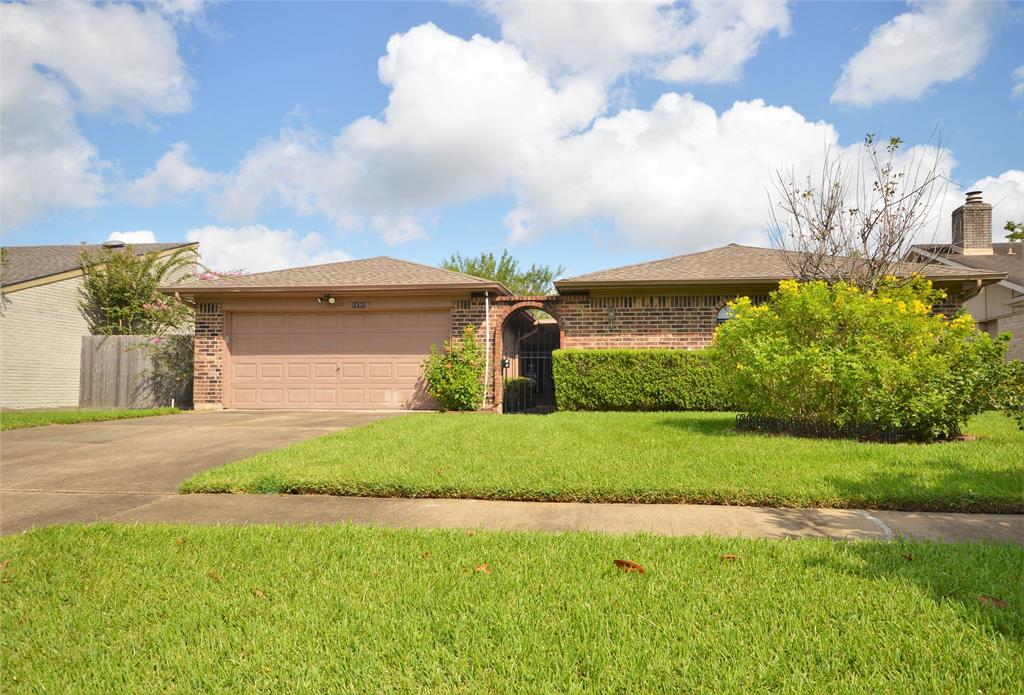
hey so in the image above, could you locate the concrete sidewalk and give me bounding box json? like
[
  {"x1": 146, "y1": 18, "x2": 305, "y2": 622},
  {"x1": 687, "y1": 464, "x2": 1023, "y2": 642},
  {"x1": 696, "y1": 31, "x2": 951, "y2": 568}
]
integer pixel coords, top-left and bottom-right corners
[{"x1": 98, "y1": 493, "x2": 1024, "y2": 544}]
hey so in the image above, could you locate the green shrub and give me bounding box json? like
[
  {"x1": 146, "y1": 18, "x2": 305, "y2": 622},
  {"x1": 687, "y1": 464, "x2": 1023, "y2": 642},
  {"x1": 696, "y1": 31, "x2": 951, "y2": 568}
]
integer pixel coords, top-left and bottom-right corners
[
  {"x1": 422, "y1": 325, "x2": 484, "y2": 411},
  {"x1": 713, "y1": 278, "x2": 1007, "y2": 441},
  {"x1": 552, "y1": 348, "x2": 731, "y2": 412},
  {"x1": 503, "y1": 377, "x2": 535, "y2": 398},
  {"x1": 992, "y1": 359, "x2": 1024, "y2": 429}
]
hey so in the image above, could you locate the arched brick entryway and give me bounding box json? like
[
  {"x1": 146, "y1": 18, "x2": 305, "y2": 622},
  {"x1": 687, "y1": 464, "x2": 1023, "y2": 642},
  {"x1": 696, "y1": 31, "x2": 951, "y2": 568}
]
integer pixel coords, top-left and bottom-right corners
[{"x1": 491, "y1": 297, "x2": 565, "y2": 411}]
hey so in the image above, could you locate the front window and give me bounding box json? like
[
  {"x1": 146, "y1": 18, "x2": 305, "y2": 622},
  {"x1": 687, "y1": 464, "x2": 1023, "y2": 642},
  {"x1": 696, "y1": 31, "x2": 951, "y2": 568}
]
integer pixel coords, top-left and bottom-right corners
[{"x1": 716, "y1": 306, "x2": 735, "y2": 325}]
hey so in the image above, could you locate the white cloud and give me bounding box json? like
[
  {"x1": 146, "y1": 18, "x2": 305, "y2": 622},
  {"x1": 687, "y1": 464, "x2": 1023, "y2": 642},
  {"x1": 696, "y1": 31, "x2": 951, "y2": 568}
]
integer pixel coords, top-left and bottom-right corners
[
  {"x1": 0, "y1": 0, "x2": 194, "y2": 227},
  {"x1": 185, "y1": 225, "x2": 350, "y2": 273},
  {"x1": 507, "y1": 94, "x2": 848, "y2": 248},
  {"x1": 121, "y1": 142, "x2": 221, "y2": 206},
  {"x1": 968, "y1": 170, "x2": 1024, "y2": 238},
  {"x1": 371, "y1": 215, "x2": 427, "y2": 246},
  {"x1": 1013, "y1": 66, "x2": 1024, "y2": 99},
  {"x1": 107, "y1": 230, "x2": 158, "y2": 244},
  {"x1": 217, "y1": 23, "x2": 604, "y2": 239},
  {"x1": 212, "y1": 21, "x2": 1013, "y2": 256},
  {"x1": 486, "y1": 0, "x2": 790, "y2": 84},
  {"x1": 832, "y1": 0, "x2": 995, "y2": 107}
]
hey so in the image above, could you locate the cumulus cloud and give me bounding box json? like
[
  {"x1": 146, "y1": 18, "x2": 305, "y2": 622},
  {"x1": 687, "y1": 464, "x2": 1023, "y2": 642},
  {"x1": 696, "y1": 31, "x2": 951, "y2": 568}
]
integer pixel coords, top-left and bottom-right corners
[
  {"x1": 832, "y1": 0, "x2": 995, "y2": 107},
  {"x1": 486, "y1": 0, "x2": 790, "y2": 83},
  {"x1": 371, "y1": 215, "x2": 427, "y2": 246},
  {"x1": 967, "y1": 170, "x2": 1024, "y2": 237},
  {"x1": 185, "y1": 225, "x2": 350, "y2": 273},
  {"x1": 216, "y1": 23, "x2": 603, "y2": 240},
  {"x1": 210, "y1": 20, "x2": 1017, "y2": 255},
  {"x1": 1013, "y1": 66, "x2": 1024, "y2": 99},
  {"x1": 107, "y1": 230, "x2": 158, "y2": 244},
  {"x1": 121, "y1": 142, "x2": 221, "y2": 206},
  {"x1": 0, "y1": 0, "x2": 193, "y2": 227}
]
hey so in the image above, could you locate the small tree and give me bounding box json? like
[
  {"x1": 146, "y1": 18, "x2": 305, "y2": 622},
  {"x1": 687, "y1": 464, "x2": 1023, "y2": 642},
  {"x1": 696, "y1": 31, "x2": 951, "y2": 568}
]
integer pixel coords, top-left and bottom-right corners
[
  {"x1": 441, "y1": 250, "x2": 564, "y2": 296},
  {"x1": 1005, "y1": 221, "x2": 1024, "y2": 242},
  {"x1": 769, "y1": 134, "x2": 946, "y2": 290},
  {"x1": 79, "y1": 246, "x2": 197, "y2": 335}
]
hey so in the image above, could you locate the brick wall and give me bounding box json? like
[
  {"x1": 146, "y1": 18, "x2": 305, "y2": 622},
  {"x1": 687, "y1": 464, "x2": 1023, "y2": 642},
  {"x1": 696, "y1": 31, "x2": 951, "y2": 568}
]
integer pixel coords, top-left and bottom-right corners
[
  {"x1": 454, "y1": 293, "x2": 744, "y2": 408},
  {"x1": 0, "y1": 276, "x2": 91, "y2": 408},
  {"x1": 951, "y1": 194, "x2": 993, "y2": 254},
  {"x1": 193, "y1": 302, "x2": 225, "y2": 408}
]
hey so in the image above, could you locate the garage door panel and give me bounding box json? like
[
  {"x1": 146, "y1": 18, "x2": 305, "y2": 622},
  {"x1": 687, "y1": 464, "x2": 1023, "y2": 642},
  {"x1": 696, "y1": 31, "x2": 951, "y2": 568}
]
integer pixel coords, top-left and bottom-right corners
[{"x1": 228, "y1": 310, "x2": 447, "y2": 409}]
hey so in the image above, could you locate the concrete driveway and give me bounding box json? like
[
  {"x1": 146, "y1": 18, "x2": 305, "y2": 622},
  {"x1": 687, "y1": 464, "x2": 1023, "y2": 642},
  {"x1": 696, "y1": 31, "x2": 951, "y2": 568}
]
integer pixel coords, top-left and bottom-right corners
[{"x1": 0, "y1": 410, "x2": 399, "y2": 534}]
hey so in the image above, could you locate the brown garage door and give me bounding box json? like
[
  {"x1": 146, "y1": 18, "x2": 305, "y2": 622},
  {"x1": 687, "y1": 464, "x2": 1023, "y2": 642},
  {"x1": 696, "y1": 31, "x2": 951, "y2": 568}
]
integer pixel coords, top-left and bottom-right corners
[{"x1": 226, "y1": 311, "x2": 450, "y2": 409}]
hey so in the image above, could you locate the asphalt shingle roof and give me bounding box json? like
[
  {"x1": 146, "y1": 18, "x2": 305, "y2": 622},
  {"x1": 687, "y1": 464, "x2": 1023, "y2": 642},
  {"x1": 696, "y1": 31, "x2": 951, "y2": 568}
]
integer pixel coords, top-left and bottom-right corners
[
  {"x1": 556, "y1": 244, "x2": 1005, "y2": 289},
  {"x1": 912, "y1": 243, "x2": 1023, "y2": 288},
  {"x1": 167, "y1": 256, "x2": 511, "y2": 294},
  {"x1": 1, "y1": 243, "x2": 194, "y2": 287}
]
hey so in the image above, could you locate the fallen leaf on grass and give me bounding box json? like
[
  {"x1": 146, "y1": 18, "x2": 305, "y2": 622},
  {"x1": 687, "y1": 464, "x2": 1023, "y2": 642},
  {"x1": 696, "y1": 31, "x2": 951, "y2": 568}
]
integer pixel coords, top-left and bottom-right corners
[
  {"x1": 720, "y1": 554, "x2": 738, "y2": 561},
  {"x1": 206, "y1": 570, "x2": 223, "y2": 583},
  {"x1": 464, "y1": 530, "x2": 475, "y2": 537},
  {"x1": 903, "y1": 554, "x2": 913, "y2": 562},
  {"x1": 0, "y1": 559, "x2": 9, "y2": 571},
  {"x1": 174, "y1": 537, "x2": 187, "y2": 546},
  {"x1": 474, "y1": 563, "x2": 491, "y2": 574},
  {"x1": 978, "y1": 595, "x2": 1008, "y2": 609},
  {"x1": 421, "y1": 552, "x2": 432, "y2": 559},
  {"x1": 613, "y1": 559, "x2": 645, "y2": 574},
  {"x1": 252, "y1": 588, "x2": 267, "y2": 599},
  {"x1": 434, "y1": 468, "x2": 445, "y2": 477}
]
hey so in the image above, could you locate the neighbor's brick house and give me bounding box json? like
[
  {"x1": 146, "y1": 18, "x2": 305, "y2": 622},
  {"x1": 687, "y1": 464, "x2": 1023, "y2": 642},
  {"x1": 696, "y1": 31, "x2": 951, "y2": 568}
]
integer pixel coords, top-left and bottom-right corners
[{"x1": 173, "y1": 242, "x2": 1003, "y2": 412}]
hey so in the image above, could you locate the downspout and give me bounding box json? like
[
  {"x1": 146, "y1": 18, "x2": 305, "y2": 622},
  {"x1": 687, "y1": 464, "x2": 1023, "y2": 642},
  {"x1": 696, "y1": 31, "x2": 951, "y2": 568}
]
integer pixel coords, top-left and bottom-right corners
[{"x1": 482, "y1": 291, "x2": 491, "y2": 409}]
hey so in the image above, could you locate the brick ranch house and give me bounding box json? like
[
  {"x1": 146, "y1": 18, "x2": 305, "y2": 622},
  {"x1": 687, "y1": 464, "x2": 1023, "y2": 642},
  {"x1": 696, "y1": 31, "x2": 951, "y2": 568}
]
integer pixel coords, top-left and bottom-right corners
[{"x1": 165, "y1": 244, "x2": 1004, "y2": 412}]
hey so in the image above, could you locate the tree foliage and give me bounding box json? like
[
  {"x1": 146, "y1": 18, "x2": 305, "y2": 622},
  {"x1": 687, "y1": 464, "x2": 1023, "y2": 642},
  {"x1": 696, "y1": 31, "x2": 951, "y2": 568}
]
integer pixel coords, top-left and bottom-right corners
[
  {"x1": 79, "y1": 246, "x2": 197, "y2": 335},
  {"x1": 440, "y1": 250, "x2": 564, "y2": 296},
  {"x1": 769, "y1": 134, "x2": 945, "y2": 290},
  {"x1": 1004, "y1": 220, "x2": 1024, "y2": 242}
]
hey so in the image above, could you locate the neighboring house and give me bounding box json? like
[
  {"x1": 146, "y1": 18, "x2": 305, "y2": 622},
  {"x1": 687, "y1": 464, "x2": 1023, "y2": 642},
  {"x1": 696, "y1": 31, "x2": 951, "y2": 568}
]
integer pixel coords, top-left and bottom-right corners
[
  {"x1": 906, "y1": 191, "x2": 1024, "y2": 361},
  {"x1": 169, "y1": 247, "x2": 1003, "y2": 412},
  {"x1": 0, "y1": 241, "x2": 196, "y2": 409}
]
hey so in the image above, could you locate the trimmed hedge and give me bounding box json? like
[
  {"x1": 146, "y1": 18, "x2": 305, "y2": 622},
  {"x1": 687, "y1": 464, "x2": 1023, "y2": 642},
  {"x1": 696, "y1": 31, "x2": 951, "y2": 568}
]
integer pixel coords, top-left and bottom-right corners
[{"x1": 552, "y1": 348, "x2": 731, "y2": 412}]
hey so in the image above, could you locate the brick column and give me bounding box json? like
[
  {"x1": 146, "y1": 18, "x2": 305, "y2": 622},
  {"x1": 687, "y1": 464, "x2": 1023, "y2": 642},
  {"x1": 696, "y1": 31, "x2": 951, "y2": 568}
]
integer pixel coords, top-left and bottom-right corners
[{"x1": 194, "y1": 302, "x2": 225, "y2": 409}]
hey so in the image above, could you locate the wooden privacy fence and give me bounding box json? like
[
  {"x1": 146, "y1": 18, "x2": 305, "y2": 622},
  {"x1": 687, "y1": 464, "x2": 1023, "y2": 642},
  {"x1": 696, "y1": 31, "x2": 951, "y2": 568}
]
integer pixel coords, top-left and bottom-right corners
[{"x1": 79, "y1": 335, "x2": 193, "y2": 408}]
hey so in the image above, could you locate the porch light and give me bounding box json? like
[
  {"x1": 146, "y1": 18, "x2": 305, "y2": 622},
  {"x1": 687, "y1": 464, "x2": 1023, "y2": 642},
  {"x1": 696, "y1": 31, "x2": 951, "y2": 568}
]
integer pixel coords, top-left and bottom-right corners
[{"x1": 316, "y1": 294, "x2": 336, "y2": 304}]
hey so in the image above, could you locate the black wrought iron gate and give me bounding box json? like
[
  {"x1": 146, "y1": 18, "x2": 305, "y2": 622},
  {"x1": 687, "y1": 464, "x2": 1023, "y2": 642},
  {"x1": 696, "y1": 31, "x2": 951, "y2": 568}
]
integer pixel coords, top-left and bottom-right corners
[{"x1": 501, "y1": 321, "x2": 558, "y2": 414}]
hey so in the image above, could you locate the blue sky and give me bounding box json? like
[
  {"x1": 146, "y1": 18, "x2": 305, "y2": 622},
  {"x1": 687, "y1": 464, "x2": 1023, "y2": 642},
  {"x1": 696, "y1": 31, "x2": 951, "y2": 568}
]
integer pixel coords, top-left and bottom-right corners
[{"x1": 2, "y1": 1, "x2": 1022, "y2": 277}]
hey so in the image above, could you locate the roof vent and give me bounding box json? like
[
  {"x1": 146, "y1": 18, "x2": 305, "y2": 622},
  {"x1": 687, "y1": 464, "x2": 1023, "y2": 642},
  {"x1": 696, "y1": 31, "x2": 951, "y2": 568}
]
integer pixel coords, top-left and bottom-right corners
[
  {"x1": 102, "y1": 239, "x2": 126, "y2": 248},
  {"x1": 965, "y1": 190, "x2": 983, "y2": 204}
]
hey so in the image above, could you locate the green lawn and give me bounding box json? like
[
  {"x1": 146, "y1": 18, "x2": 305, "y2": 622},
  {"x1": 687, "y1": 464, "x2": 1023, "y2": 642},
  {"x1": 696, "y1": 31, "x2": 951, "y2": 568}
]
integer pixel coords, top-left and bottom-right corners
[
  {"x1": 1, "y1": 525, "x2": 1020, "y2": 693},
  {"x1": 0, "y1": 406, "x2": 179, "y2": 431},
  {"x1": 182, "y1": 410, "x2": 1024, "y2": 513}
]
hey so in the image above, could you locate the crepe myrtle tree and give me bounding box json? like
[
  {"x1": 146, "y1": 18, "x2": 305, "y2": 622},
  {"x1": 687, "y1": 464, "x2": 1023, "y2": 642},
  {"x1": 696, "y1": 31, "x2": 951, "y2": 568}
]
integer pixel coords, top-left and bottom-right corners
[
  {"x1": 79, "y1": 245, "x2": 198, "y2": 335},
  {"x1": 768, "y1": 134, "x2": 947, "y2": 290}
]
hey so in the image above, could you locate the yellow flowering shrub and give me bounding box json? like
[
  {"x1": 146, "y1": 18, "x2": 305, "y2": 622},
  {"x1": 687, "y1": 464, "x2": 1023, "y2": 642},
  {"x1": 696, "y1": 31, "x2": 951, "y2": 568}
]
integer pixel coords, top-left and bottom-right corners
[{"x1": 712, "y1": 277, "x2": 1008, "y2": 441}]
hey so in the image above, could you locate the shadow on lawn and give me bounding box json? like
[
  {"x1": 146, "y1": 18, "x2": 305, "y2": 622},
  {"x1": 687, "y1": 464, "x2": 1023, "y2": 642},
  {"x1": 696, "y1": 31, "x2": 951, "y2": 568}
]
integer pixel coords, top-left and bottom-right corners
[
  {"x1": 654, "y1": 413, "x2": 737, "y2": 436},
  {"x1": 798, "y1": 539, "x2": 1024, "y2": 642},
  {"x1": 823, "y1": 465, "x2": 1024, "y2": 513}
]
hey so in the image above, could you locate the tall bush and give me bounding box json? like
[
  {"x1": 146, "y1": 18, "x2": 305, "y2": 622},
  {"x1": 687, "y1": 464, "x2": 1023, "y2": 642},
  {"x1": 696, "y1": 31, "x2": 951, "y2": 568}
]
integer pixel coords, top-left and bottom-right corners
[
  {"x1": 713, "y1": 278, "x2": 1006, "y2": 441},
  {"x1": 552, "y1": 349, "x2": 731, "y2": 412},
  {"x1": 422, "y1": 325, "x2": 485, "y2": 411}
]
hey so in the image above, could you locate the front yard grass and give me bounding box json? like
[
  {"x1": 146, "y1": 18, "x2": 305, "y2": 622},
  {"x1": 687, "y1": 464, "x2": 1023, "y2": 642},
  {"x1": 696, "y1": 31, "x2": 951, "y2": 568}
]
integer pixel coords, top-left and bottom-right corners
[
  {"x1": 0, "y1": 406, "x2": 180, "y2": 431},
  {"x1": 1, "y1": 524, "x2": 1021, "y2": 693},
  {"x1": 182, "y1": 410, "x2": 1024, "y2": 513}
]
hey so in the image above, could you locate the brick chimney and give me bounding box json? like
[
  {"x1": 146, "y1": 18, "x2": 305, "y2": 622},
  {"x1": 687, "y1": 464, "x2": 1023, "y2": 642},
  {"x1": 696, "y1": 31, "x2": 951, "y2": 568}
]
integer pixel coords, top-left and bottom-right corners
[{"x1": 951, "y1": 190, "x2": 992, "y2": 255}]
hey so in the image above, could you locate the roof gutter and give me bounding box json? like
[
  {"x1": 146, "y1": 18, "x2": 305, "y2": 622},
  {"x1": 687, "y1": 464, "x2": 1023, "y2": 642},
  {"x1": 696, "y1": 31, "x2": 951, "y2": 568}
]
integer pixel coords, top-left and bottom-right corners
[{"x1": 554, "y1": 272, "x2": 1007, "y2": 292}]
